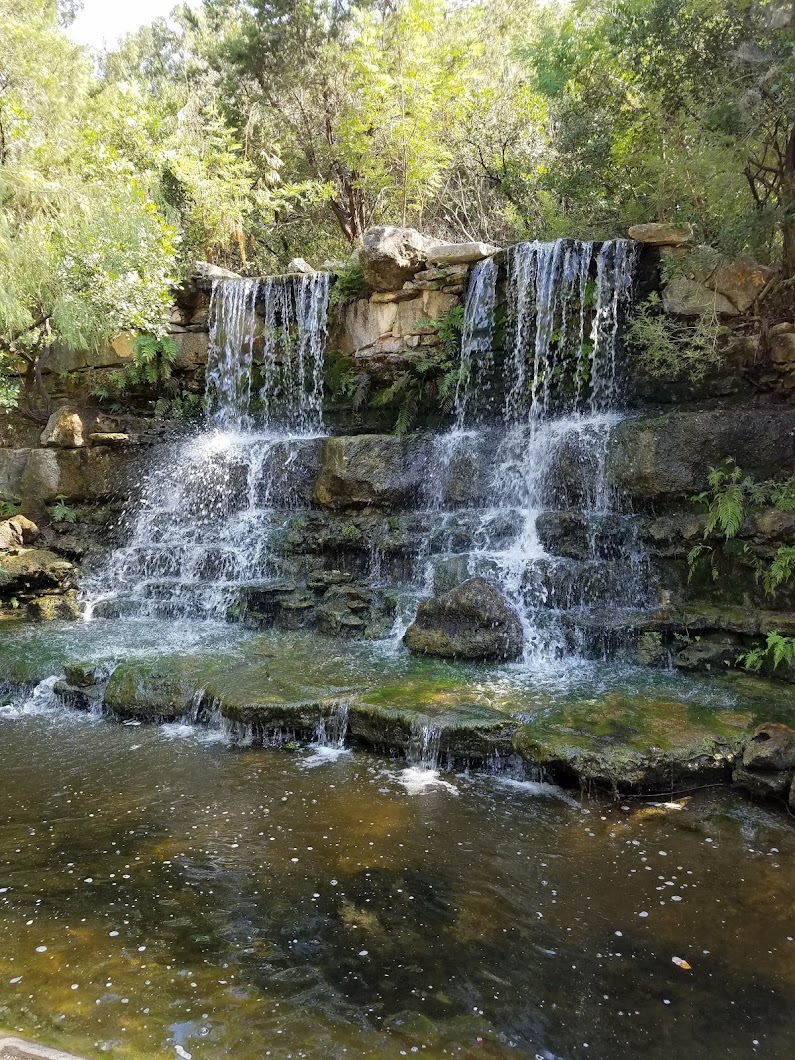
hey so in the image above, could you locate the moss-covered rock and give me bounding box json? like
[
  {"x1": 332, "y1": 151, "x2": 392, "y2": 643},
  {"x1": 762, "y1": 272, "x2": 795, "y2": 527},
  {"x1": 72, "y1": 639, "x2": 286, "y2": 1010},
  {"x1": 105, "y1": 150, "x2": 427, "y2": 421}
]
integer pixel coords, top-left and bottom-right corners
[
  {"x1": 513, "y1": 694, "x2": 755, "y2": 791},
  {"x1": 104, "y1": 659, "x2": 202, "y2": 721},
  {"x1": 404, "y1": 577, "x2": 523, "y2": 661}
]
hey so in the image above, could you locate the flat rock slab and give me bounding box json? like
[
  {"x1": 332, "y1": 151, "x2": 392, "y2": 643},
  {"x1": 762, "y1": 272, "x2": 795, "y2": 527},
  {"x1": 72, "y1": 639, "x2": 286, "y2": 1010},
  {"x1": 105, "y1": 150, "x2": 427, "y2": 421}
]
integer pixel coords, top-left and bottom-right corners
[{"x1": 0, "y1": 1039, "x2": 88, "y2": 1060}]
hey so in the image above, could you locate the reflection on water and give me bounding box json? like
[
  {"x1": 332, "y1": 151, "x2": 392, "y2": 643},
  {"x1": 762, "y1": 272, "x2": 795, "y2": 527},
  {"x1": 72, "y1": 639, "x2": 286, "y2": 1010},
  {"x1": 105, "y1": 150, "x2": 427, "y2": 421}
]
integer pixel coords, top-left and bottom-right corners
[{"x1": 0, "y1": 711, "x2": 793, "y2": 1059}]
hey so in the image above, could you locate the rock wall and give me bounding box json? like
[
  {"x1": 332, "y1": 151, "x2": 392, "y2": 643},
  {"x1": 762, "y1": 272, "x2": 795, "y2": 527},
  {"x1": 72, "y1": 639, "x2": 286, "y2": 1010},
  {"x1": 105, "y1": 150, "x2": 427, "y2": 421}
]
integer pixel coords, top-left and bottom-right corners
[{"x1": 2, "y1": 223, "x2": 793, "y2": 676}]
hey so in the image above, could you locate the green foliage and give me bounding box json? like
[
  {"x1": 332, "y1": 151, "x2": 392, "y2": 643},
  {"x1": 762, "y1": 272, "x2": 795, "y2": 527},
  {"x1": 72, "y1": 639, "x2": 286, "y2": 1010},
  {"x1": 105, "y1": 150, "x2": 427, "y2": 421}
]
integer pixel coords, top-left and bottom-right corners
[
  {"x1": 741, "y1": 632, "x2": 795, "y2": 674},
  {"x1": 371, "y1": 348, "x2": 460, "y2": 435},
  {"x1": 153, "y1": 392, "x2": 204, "y2": 422},
  {"x1": 690, "y1": 459, "x2": 795, "y2": 595},
  {"x1": 49, "y1": 495, "x2": 77, "y2": 524},
  {"x1": 328, "y1": 263, "x2": 369, "y2": 312},
  {"x1": 0, "y1": 498, "x2": 22, "y2": 518},
  {"x1": 627, "y1": 293, "x2": 723, "y2": 382},
  {"x1": 120, "y1": 335, "x2": 178, "y2": 389}
]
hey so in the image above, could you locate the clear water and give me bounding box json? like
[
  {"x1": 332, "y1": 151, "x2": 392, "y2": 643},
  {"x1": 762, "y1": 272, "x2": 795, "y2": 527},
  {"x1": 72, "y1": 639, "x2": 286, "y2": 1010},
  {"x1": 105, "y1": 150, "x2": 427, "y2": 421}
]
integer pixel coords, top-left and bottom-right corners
[{"x1": 0, "y1": 705, "x2": 793, "y2": 1059}]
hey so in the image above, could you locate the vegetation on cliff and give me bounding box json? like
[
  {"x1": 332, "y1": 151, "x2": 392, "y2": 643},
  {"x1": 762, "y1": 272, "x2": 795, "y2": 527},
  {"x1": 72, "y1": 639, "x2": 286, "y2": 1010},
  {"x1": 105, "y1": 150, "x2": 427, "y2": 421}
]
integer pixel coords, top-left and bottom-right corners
[{"x1": 1, "y1": 0, "x2": 793, "y2": 409}]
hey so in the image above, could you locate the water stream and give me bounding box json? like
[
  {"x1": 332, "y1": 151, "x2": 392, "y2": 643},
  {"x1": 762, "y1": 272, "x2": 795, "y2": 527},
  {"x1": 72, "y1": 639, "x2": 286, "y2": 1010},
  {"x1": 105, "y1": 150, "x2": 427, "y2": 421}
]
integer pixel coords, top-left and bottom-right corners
[{"x1": 0, "y1": 707, "x2": 793, "y2": 1059}]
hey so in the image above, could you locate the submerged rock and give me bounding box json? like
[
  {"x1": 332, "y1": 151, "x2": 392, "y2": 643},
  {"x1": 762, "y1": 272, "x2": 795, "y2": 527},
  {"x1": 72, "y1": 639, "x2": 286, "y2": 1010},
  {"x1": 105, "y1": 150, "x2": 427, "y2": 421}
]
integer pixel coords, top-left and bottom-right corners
[{"x1": 404, "y1": 577, "x2": 523, "y2": 661}]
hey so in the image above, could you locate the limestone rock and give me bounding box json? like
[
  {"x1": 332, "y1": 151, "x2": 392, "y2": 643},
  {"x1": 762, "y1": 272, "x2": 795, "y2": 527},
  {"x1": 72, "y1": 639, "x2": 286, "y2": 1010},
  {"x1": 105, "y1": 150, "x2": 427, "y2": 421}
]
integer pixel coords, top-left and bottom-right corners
[
  {"x1": 742, "y1": 722, "x2": 795, "y2": 772},
  {"x1": 89, "y1": 433, "x2": 130, "y2": 446},
  {"x1": 172, "y1": 331, "x2": 209, "y2": 370},
  {"x1": 662, "y1": 277, "x2": 737, "y2": 317},
  {"x1": 771, "y1": 332, "x2": 795, "y2": 369},
  {"x1": 191, "y1": 261, "x2": 240, "y2": 281},
  {"x1": 360, "y1": 226, "x2": 431, "y2": 292},
  {"x1": 426, "y1": 241, "x2": 498, "y2": 265},
  {"x1": 628, "y1": 222, "x2": 694, "y2": 246},
  {"x1": 104, "y1": 659, "x2": 200, "y2": 721},
  {"x1": 404, "y1": 577, "x2": 523, "y2": 661},
  {"x1": 40, "y1": 407, "x2": 85, "y2": 448},
  {"x1": 27, "y1": 593, "x2": 81, "y2": 621},
  {"x1": 0, "y1": 515, "x2": 40, "y2": 550},
  {"x1": 0, "y1": 549, "x2": 76, "y2": 593},
  {"x1": 710, "y1": 259, "x2": 774, "y2": 312},
  {"x1": 287, "y1": 257, "x2": 316, "y2": 275}
]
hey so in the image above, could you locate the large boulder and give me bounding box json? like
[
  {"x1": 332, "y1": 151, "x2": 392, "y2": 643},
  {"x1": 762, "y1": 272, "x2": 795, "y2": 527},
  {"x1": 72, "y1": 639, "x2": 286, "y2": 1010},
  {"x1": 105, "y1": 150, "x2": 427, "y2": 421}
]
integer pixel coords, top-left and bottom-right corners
[
  {"x1": 104, "y1": 659, "x2": 201, "y2": 721},
  {"x1": 0, "y1": 549, "x2": 76, "y2": 594},
  {"x1": 40, "y1": 407, "x2": 85, "y2": 448},
  {"x1": 662, "y1": 277, "x2": 737, "y2": 317},
  {"x1": 404, "y1": 577, "x2": 524, "y2": 661},
  {"x1": 360, "y1": 226, "x2": 431, "y2": 292},
  {"x1": 742, "y1": 722, "x2": 795, "y2": 772}
]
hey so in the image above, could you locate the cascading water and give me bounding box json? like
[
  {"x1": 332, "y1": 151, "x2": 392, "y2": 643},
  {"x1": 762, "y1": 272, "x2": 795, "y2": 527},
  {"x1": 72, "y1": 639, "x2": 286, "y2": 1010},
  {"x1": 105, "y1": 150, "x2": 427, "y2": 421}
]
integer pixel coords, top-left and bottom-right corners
[
  {"x1": 405, "y1": 238, "x2": 644, "y2": 665},
  {"x1": 84, "y1": 273, "x2": 331, "y2": 621}
]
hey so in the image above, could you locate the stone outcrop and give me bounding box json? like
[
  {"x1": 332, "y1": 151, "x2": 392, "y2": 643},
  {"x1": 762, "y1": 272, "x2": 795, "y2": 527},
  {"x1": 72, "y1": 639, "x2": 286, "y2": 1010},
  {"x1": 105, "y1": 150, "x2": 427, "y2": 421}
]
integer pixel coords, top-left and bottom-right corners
[
  {"x1": 404, "y1": 577, "x2": 523, "y2": 660},
  {"x1": 40, "y1": 407, "x2": 85, "y2": 448},
  {"x1": 426, "y1": 241, "x2": 498, "y2": 265},
  {"x1": 360, "y1": 226, "x2": 432, "y2": 291},
  {"x1": 313, "y1": 435, "x2": 425, "y2": 510},
  {"x1": 742, "y1": 722, "x2": 795, "y2": 771},
  {"x1": 628, "y1": 222, "x2": 694, "y2": 246}
]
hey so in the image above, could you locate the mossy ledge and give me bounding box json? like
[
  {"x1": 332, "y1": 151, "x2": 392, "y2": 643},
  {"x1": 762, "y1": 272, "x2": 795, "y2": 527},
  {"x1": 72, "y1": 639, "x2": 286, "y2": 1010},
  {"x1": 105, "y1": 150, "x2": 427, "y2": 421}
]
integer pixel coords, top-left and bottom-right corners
[{"x1": 33, "y1": 651, "x2": 795, "y2": 798}]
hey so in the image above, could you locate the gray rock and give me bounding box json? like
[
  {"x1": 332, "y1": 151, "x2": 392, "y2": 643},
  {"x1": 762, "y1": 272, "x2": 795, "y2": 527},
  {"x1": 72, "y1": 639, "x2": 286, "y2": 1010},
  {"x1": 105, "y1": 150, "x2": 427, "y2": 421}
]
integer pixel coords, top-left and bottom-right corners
[
  {"x1": 404, "y1": 577, "x2": 524, "y2": 661},
  {"x1": 287, "y1": 257, "x2": 316, "y2": 275},
  {"x1": 733, "y1": 766, "x2": 792, "y2": 799},
  {"x1": 313, "y1": 435, "x2": 425, "y2": 509},
  {"x1": 360, "y1": 226, "x2": 431, "y2": 292},
  {"x1": 742, "y1": 722, "x2": 795, "y2": 772},
  {"x1": 191, "y1": 261, "x2": 240, "y2": 281},
  {"x1": 662, "y1": 276, "x2": 737, "y2": 316},
  {"x1": 426, "y1": 241, "x2": 498, "y2": 265}
]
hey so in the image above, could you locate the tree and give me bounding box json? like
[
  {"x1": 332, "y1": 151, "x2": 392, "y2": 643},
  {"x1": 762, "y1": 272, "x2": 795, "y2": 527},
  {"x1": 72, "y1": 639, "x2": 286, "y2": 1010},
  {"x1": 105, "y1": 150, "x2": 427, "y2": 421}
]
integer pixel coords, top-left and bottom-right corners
[{"x1": 0, "y1": 0, "x2": 178, "y2": 417}]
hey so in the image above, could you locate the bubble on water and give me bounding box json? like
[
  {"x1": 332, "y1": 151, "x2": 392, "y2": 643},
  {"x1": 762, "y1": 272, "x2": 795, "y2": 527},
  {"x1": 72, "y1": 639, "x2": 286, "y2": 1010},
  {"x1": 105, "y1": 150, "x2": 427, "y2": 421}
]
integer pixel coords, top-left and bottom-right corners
[
  {"x1": 638, "y1": 912, "x2": 649, "y2": 918},
  {"x1": 35, "y1": 946, "x2": 47, "y2": 953}
]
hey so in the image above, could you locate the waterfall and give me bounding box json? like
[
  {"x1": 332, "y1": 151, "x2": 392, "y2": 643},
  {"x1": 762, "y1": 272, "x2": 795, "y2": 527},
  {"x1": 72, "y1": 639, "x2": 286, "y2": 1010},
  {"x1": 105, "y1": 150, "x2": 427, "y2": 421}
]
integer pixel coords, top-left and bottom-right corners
[
  {"x1": 84, "y1": 272, "x2": 331, "y2": 622},
  {"x1": 410, "y1": 238, "x2": 643, "y2": 665}
]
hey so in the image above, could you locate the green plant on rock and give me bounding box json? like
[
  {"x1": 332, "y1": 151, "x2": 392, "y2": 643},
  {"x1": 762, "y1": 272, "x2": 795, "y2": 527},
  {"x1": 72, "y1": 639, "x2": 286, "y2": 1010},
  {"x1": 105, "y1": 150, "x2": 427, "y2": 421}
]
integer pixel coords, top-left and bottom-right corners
[
  {"x1": 414, "y1": 304, "x2": 466, "y2": 358},
  {"x1": 371, "y1": 350, "x2": 460, "y2": 435},
  {"x1": 153, "y1": 391, "x2": 203, "y2": 421},
  {"x1": 740, "y1": 632, "x2": 795, "y2": 674},
  {"x1": 50, "y1": 496, "x2": 77, "y2": 524},
  {"x1": 328, "y1": 263, "x2": 368, "y2": 312},
  {"x1": 689, "y1": 459, "x2": 795, "y2": 593},
  {"x1": 627, "y1": 293, "x2": 723, "y2": 382},
  {"x1": 0, "y1": 498, "x2": 22, "y2": 518}
]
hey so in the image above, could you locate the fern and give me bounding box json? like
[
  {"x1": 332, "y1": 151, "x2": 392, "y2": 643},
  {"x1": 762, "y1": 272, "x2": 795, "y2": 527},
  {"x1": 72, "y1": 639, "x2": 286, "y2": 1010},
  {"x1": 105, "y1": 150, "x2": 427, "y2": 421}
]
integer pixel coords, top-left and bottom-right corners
[
  {"x1": 50, "y1": 496, "x2": 77, "y2": 523},
  {"x1": 329, "y1": 262, "x2": 368, "y2": 311},
  {"x1": 762, "y1": 546, "x2": 795, "y2": 595},
  {"x1": 741, "y1": 632, "x2": 795, "y2": 672},
  {"x1": 0, "y1": 498, "x2": 22, "y2": 518}
]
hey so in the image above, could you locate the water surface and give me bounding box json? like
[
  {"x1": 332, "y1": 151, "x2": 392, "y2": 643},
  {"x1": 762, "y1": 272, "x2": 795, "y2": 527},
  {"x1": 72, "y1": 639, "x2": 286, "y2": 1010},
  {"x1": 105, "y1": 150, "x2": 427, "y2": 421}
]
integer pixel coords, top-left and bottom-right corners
[{"x1": 0, "y1": 705, "x2": 793, "y2": 1058}]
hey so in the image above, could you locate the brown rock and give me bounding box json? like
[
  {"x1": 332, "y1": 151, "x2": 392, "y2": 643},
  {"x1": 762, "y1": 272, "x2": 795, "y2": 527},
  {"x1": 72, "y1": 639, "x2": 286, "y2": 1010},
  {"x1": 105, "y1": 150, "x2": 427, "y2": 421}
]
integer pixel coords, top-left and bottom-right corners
[
  {"x1": 405, "y1": 577, "x2": 524, "y2": 661},
  {"x1": 628, "y1": 222, "x2": 694, "y2": 246},
  {"x1": 742, "y1": 722, "x2": 795, "y2": 772},
  {"x1": 733, "y1": 765, "x2": 792, "y2": 799},
  {"x1": 0, "y1": 515, "x2": 40, "y2": 550}
]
